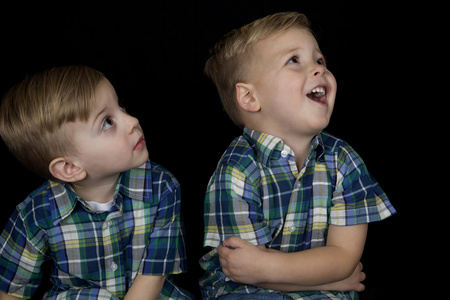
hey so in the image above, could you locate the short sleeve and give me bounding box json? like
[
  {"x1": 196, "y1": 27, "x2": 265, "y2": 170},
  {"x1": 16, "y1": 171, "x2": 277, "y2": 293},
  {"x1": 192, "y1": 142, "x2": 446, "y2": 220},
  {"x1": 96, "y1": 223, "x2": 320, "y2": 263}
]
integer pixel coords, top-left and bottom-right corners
[
  {"x1": 138, "y1": 185, "x2": 187, "y2": 276},
  {"x1": 330, "y1": 146, "x2": 396, "y2": 226},
  {"x1": 203, "y1": 163, "x2": 272, "y2": 247},
  {"x1": 0, "y1": 207, "x2": 46, "y2": 298}
]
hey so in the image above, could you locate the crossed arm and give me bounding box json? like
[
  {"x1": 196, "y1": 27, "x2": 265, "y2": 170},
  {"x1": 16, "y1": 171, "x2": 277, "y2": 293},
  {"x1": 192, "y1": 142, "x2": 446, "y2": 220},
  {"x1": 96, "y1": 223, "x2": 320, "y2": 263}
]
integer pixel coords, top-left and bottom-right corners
[
  {"x1": 0, "y1": 275, "x2": 166, "y2": 300},
  {"x1": 217, "y1": 223, "x2": 368, "y2": 292},
  {"x1": 124, "y1": 274, "x2": 166, "y2": 300}
]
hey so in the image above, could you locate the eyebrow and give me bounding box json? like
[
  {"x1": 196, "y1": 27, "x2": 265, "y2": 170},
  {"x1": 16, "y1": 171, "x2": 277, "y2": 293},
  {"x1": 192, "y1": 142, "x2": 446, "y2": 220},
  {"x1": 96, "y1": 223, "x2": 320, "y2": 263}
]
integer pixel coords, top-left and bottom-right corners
[{"x1": 281, "y1": 46, "x2": 323, "y2": 56}]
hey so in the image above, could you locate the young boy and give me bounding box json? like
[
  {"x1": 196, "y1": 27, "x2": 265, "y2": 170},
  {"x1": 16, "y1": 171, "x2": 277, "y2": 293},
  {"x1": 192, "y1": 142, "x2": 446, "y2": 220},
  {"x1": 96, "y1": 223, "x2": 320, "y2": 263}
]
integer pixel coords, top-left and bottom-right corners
[
  {"x1": 0, "y1": 66, "x2": 191, "y2": 299},
  {"x1": 199, "y1": 12, "x2": 396, "y2": 299}
]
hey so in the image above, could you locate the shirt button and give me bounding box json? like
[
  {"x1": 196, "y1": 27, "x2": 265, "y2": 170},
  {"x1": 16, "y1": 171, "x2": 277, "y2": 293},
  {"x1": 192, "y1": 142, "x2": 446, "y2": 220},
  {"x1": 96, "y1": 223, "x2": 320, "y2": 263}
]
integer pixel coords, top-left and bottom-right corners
[
  {"x1": 281, "y1": 150, "x2": 288, "y2": 158},
  {"x1": 111, "y1": 262, "x2": 118, "y2": 271},
  {"x1": 289, "y1": 225, "x2": 296, "y2": 232},
  {"x1": 104, "y1": 220, "x2": 112, "y2": 229}
]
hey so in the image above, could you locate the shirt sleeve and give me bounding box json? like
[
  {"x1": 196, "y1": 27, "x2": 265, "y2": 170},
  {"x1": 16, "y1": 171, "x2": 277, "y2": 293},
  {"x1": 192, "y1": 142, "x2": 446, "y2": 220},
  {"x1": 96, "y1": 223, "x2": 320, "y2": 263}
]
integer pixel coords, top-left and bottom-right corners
[
  {"x1": 330, "y1": 145, "x2": 396, "y2": 226},
  {"x1": 43, "y1": 287, "x2": 119, "y2": 300},
  {"x1": 0, "y1": 206, "x2": 46, "y2": 298},
  {"x1": 203, "y1": 162, "x2": 272, "y2": 248},
  {"x1": 138, "y1": 184, "x2": 187, "y2": 276}
]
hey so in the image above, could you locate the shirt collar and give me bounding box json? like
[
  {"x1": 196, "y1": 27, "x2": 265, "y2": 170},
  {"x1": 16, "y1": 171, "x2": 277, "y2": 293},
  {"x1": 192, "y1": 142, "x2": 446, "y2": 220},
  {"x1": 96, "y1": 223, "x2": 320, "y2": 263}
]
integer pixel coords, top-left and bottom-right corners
[
  {"x1": 49, "y1": 159, "x2": 151, "y2": 224},
  {"x1": 243, "y1": 127, "x2": 325, "y2": 167},
  {"x1": 115, "y1": 159, "x2": 152, "y2": 201}
]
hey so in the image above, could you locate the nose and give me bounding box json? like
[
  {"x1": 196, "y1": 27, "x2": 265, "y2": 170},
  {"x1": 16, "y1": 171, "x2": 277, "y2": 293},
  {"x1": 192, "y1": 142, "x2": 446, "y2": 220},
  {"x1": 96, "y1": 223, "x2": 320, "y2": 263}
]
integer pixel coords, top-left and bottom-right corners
[
  {"x1": 312, "y1": 64, "x2": 326, "y2": 77},
  {"x1": 125, "y1": 113, "x2": 140, "y2": 134}
]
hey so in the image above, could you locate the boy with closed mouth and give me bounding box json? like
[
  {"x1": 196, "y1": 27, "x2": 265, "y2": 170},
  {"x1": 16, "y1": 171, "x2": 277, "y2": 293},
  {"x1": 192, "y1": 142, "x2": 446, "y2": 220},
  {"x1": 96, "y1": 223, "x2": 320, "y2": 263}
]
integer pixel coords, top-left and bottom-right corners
[{"x1": 0, "y1": 66, "x2": 192, "y2": 299}]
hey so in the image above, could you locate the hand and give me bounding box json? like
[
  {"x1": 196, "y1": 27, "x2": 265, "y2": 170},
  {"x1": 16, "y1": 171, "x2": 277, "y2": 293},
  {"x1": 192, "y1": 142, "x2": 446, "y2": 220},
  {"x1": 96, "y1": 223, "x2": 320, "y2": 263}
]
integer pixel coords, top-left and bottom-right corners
[
  {"x1": 217, "y1": 236, "x2": 268, "y2": 284},
  {"x1": 324, "y1": 262, "x2": 366, "y2": 292}
]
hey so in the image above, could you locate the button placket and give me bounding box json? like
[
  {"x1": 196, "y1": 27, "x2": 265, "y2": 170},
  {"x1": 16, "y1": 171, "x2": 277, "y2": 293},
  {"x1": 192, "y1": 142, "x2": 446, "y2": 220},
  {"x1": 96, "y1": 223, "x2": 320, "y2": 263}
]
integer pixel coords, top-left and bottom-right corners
[{"x1": 102, "y1": 218, "x2": 119, "y2": 278}]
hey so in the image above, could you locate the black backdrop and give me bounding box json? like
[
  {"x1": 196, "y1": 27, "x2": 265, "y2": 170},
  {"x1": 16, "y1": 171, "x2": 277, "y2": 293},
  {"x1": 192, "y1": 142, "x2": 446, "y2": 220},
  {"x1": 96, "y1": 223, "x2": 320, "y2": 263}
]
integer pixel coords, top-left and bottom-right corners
[{"x1": 0, "y1": 1, "x2": 423, "y2": 299}]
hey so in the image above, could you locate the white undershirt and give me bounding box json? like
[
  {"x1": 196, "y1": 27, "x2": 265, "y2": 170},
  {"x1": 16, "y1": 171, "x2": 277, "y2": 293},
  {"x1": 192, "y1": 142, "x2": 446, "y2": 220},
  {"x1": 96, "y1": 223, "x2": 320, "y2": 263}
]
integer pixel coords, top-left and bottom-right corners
[{"x1": 85, "y1": 199, "x2": 114, "y2": 213}]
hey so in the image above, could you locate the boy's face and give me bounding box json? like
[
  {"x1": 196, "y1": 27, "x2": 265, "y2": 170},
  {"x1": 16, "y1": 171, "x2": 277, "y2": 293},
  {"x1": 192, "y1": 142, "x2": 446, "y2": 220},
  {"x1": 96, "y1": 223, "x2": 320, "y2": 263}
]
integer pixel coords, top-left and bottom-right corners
[
  {"x1": 247, "y1": 27, "x2": 337, "y2": 139},
  {"x1": 67, "y1": 79, "x2": 148, "y2": 181}
]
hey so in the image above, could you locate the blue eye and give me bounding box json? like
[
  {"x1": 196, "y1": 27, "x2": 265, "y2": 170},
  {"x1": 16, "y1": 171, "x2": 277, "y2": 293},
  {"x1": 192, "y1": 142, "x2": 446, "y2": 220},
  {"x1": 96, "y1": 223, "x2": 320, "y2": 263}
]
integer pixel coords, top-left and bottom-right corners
[{"x1": 102, "y1": 117, "x2": 114, "y2": 131}]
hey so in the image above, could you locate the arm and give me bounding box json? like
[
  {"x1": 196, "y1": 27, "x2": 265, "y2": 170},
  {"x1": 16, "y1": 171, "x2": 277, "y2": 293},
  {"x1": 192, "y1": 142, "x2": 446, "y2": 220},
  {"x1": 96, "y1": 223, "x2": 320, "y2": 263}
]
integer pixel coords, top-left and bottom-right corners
[
  {"x1": 218, "y1": 223, "x2": 367, "y2": 290},
  {"x1": 124, "y1": 274, "x2": 167, "y2": 300},
  {"x1": 0, "y1": 293, "x2": 24, "y2": 300},
  {"x1": 256, "y1": 260, "x2": 365, "y2": 292}
]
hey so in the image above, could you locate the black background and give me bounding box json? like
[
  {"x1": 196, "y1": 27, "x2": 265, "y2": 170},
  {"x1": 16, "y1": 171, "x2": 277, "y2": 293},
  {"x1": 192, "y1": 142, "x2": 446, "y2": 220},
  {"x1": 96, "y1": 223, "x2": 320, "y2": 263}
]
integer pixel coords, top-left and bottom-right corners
[{"x1": 0, "y1": 1, "x2": 425, "y2": 299}]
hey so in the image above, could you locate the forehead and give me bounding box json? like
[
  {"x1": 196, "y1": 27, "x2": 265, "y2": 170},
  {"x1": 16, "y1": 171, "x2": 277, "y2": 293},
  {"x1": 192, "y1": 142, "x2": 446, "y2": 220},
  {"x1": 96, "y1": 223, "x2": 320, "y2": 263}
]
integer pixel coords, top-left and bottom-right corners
[
  {"x1": 92, "y1": 79, "x2": 118, "y2": 109},
  {"x1": 253, "y1": 27, "x2": 319, "y2": 58}
]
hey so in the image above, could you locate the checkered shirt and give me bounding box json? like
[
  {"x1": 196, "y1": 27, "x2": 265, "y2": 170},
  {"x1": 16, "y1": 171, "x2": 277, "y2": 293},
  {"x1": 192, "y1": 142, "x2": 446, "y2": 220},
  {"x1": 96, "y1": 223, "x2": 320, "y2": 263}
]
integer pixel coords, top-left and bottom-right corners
[
  {"x1": 0, "y1": 159, "x2": 191, "y2": 299},
  {"x1": 200, "y1": 128, "x2": 396, "y2": 299}
]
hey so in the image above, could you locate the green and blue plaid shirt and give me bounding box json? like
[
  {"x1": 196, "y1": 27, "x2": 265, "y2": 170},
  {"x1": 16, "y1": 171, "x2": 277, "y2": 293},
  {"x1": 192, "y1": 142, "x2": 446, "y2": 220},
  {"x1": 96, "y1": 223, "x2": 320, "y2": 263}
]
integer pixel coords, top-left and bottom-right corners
[
  {"x1": 200, "y1": 128, "x2": 396, "y2": 299},
  {"x1": 0, "y1": 159, "x2": 191, "y2": 299}
]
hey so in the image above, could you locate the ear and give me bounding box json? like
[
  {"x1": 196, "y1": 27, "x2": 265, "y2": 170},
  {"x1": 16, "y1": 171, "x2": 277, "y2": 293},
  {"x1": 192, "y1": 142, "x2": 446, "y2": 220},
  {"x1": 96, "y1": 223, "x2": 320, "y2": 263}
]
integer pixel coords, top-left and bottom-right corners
[
  {"x1": 49, "y1": 157, "x2": 87, "y2": 183},
  {"x1": 235, "y1": 83, "x2": 261, "y2": 112}
]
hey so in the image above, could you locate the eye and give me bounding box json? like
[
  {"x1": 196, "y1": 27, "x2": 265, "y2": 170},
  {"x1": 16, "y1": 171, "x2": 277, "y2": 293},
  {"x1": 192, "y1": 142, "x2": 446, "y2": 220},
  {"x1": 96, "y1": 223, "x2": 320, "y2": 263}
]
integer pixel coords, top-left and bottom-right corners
[
  {"x1": 316, "y1": 57, "x2": 326, "y2": 67},
  {"x1": 118, "y1": 101, "x2": 127, "y2": 113},
  {"x1": 287, "y1": 55, "x2": 300, "y2": 64},
  {"x1": 102, "y1": 117, "x2": 114, "y2": 131}
]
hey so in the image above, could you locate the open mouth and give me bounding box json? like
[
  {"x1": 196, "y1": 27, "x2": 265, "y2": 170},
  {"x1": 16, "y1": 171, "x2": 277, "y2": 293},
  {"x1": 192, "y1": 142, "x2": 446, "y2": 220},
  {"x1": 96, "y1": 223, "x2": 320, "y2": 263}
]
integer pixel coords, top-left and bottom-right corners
[{"x1": 307, "y1": 86, "x2": 327, "y2": 104}]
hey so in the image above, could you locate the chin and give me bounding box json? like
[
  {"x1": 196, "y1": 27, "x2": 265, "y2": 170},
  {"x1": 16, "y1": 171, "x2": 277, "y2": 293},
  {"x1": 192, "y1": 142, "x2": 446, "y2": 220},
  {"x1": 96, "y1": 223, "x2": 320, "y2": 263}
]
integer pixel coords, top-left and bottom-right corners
[
  {"x1": 135, "y1": 152, "x2": 149, "y2": 167},
  {"x1": 308, "y1": 118, "x2": 330, "y2": 132}
]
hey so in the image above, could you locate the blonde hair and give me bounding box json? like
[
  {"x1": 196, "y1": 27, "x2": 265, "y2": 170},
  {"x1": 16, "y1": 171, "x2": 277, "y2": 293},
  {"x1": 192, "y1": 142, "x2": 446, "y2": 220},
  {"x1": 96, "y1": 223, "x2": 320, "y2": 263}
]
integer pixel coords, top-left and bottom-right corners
[
  {"x1": 204, "y1": 12, "x2": 311, "y2": 127},
  {"x1": 0, "y1": 65, "x2": 105, "y2": 180}
]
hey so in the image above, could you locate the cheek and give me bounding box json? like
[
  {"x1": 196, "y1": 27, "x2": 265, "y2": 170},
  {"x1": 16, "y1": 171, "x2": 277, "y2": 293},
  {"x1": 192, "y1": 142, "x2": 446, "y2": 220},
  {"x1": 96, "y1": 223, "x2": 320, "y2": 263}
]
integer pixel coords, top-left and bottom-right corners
[{"x1": 88, "y1": 137, "x2": 129, "y2": 160}]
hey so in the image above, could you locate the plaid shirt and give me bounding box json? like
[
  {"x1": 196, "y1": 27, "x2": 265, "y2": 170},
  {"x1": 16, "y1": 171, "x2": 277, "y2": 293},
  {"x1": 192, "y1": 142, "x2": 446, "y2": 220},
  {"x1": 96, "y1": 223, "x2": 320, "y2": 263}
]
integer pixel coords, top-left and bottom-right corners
[
  {"x1": 200, "y1": 128, "x2": 396, "y2": 299},
  {"x1": 0, "y1": 159, "x2": 191, "y2": 299}
]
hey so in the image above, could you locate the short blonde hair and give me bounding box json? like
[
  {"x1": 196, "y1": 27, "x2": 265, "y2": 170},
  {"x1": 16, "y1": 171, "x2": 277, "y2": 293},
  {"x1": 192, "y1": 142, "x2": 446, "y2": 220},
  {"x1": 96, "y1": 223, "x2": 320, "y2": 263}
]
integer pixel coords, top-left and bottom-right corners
[
  {"x1": 0, "y1": 65, "x2": 104, "y2": 180},
  {"x1": 204, "y1": 12, "x2": 311, "y2": 127}
]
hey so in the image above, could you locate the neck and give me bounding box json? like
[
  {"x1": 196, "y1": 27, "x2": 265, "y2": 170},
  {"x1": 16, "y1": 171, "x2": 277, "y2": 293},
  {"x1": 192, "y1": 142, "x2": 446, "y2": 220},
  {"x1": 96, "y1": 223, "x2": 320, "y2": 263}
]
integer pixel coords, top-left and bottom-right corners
[
  {"x1": 285, "y1": 136, "x2": 313, "y2": 170},
  {"x1": 70, "y1": 174, "x2": 119, "y2": 203}
]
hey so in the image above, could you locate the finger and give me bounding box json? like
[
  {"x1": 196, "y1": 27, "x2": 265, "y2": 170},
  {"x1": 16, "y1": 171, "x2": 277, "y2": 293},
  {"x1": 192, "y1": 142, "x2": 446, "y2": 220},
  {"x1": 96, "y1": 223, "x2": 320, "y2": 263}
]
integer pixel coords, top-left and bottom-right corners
[
  {"x1": 223, "y1": 236, "x2": 246, "y2": 248},
  {"x1": 217, "y1": 243, "x2": 232, "y2": 257},
  {"x1": 356, "y1": 283, "x2": 365, "y2": 292},
  {"x1": 219, "y1": 255, "x2": 226, "y2": 267},
  {"x1": 217, "y1": 244, "x2": 232, "y2": 257},
  {"x1": 360, "y1": 271, "x2": 366, "y2": 282}
]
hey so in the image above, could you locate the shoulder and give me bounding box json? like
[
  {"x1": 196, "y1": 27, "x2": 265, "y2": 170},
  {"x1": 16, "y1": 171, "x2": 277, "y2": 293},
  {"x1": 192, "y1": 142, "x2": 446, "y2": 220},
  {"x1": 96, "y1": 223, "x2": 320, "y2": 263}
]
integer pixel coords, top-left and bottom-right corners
[
  {"x1": 17, "y1": 181, "x2": 54, "y2": 214},
  {"x1": 321, "y1": 131, "x2": 353, "y2": 153},
  {"x1": 149, "y1": 161, "x2": 180, "y2": 192},
  {"x1": 320, "y1": 131, "x2": 366, "y2": 170},
  {"x1": 143, "y1": 159, "x2": 180, "y2": 202},
  {"x1": 13, "y1": 180, "x2": 63, "y2": 234},
  {"x1": 213, "y1": 134, "x2": 261, "y2": 182},
  {"x1": 221, "y1": 135, "x2": 257, "y2": 165}
]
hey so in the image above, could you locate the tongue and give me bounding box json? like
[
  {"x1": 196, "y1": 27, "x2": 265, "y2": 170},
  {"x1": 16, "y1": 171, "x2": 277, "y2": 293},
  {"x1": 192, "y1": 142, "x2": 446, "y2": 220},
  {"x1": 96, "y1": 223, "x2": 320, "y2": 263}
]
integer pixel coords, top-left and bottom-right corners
[
  {"x1": 307, "y1": 92, "x2": 320, "y2": 101},
  {"x1": 307, "y1": 92, "x2": 325, "y2": 103}
]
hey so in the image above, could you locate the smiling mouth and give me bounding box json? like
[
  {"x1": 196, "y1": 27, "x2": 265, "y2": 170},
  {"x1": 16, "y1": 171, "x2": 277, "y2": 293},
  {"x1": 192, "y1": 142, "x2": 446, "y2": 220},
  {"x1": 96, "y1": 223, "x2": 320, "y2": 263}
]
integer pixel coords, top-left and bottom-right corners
[{"x1": 307, "y1": 86, "x2": 327, "y2": 104}]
